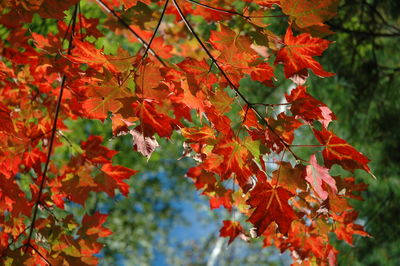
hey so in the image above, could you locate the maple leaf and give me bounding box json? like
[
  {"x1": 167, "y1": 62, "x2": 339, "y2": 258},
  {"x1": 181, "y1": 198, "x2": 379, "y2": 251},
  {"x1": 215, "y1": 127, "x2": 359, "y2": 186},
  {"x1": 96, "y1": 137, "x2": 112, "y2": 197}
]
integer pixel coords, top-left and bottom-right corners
[
  {"x1": 181, "y1": 126, "x2": 216, "y2": 144},
  {"x1": 56, "y1": 164, "x2": 98, "y2": 205},
  {"x1": 247, "y1": 179, "x2": 297, "y2": 235},
  {"x1": 134, "y1": 100, "x2": 175, "y2": 138},
  {"x1": 281, "y1": 0, "x2": 339, "y2": 28},
  {"x1": 210, "y1": 137, "x2": 254, "y2": 190},
  {"x1": 178, "y1": 58, "x2": 216, "y2": 86},
  {"x1": 335, "y1": 222, "x2": 369, "y2": 246},
  {"x1": 209, "y1": 24, "x2": 259, "y2": 83},
  {"x1": 38, "y1": 0, "x2": 80, "y2": 19},
  {"x1": 286, "y1": 85, "x2": 336, "y2": 127},
  {"x1": 326, "y1": 186, "x2": 353, "y2": 214},
  {"x1": 0, "y1": 173, "x2": 32, "y2": 216},
  {"x1": 98, "y1": 163, "x2": 138, "y2": 196},
  {"x1": 209, "y1": 189, "x2": 233, "y2": 211},
  {"x1": 0, "y1": 103, "x2": 15, "y2": 133},
  {"x1": 204, "y1": 105, "x2": 234, "y2": 137},
  {"x1": 306, "y1": 154, "x2": 337, "y2": 200},
  {"x1": 121, "y1": 0, "x2": 144, "y2": 9},
  {"x1": 249, "y1": 62, "x2": 275, "y2": 87},
  {"x1": 275, "y1": 27, "x2": 334, "y2": 78},
  {"x1": 81, "y1": 136, "x2": 118, "y2": 164},
  {"x1": 209, "y1": 88, "x2": 233, "y2": 115},
  {"x1": 31, "y1": 32, "x2": 61, "y2": 54},
  {"x1": 281, "y1": 220, "x2": 338, "y2": 264},
  {"x1": 129, "y1": 129, "x2": 160, "y2": 159},
  {"x1": 179, "y1": 77, "x2": 208, "y2": 115},
  {"x1": 243, "y1": 0, "x2": 280, "y2": 7},
  {"x1": 264, "y1": 113, "x2": 303, "y2": 152},
  {"x1": 186, "y1": 167, "x2": 217, "y2": 191},
  {"x1": 334, "y1": 176, "x2": 368, "y2": 201},
  {"x1": 22, "y1": 147, "x2": 47, "y2": 174},
  {"x1": 121, "y1": 1, "x2": 154, "y2": 29},
  {"x1": 134, "y1": 61, "x2": 169, "y2": 101},
  {"x1": 0, "y1": 0, "x2": 372, "y2": 263},
  {"x1": 110, "y1": 113, "x2": 138, "y2": 136},
  {"x1": 332, "y1": 211, "x2": 370, "y2": 245},
  {"x1": 313, "y1": 129, "x2": 373, "y2": 175},
  {"x1": 78, "y1": 212, "x2": 113, "y2": 248},
  {"x1": 272, "y1": 162, "x2": 307, "y2": 194},
  {"x1": 67, "y1": 40, "x2": 118, "y2": 73},
  {"x1": 78, "y1": 75, "x2": 133, "y2": 121},
  {"x1": 219, "y1": 220, "x2": 245, "y2": 245},
  {"x1": 0, "y1": 61, "x2": 14, "y2": 79},
  {"x1": 173, "y1": 1, "x2": 233, "y2": 22}
]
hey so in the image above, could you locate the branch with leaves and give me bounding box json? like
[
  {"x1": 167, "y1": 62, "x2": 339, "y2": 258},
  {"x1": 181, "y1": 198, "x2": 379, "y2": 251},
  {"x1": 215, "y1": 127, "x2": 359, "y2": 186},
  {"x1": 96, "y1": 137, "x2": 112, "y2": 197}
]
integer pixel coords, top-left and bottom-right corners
[{"x1": 0, "y1": 0, "x2": 374, "y2": 265}]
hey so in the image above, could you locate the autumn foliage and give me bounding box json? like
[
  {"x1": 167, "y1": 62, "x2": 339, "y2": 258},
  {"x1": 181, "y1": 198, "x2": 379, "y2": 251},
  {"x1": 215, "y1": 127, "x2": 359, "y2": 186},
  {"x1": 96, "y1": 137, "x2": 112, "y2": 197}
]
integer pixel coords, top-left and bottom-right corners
[{"x1": 0, "y1": 0, "x2": 373, "y2": 265}]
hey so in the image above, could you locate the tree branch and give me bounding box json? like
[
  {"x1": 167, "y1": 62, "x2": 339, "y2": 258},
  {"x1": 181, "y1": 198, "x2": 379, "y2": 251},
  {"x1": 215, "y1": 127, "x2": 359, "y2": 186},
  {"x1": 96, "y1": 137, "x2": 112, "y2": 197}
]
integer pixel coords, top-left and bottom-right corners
[
  {"x1": 328, "y1": 22, "x2": 400, "y2": 38},
  {"x1": 25, "y1": 244, "x2": 51, "y2": 266},
  {"x1": 0, "y1": 225, "x2": 31, "y2": 257},
  {"x1": 25, "y1": 3, "x2": 79, "y2": 251},
  {"x1": 141, "y1": 0, "x2": 170, "y2": 61},
  {"x1": 96, "y1": 0, "x2": 167, "y2": 67},
  {"x1": 185, "y1": 0, "x2": 250, "y2": 19},
  {"x1": 185, "y1": 0, "x2": 286, "y2": 19},
  {"x1": 172, "y1": 0, "x2": 303, "y2": 161}
]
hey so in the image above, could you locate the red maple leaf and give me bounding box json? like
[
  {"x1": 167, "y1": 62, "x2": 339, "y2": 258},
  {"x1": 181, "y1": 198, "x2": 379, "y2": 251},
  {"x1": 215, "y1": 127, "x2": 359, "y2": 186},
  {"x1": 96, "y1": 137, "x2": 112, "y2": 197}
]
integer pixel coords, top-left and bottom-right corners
[
  {"x1": 98, "y1": 163, "x2": 138, "y2": 196},
  {"x1": 219, "y1": 220, "x2": 245, "y2": 245},
  {"x1": 275, "y1": 27, "x2": 334, "y2": 78},
  {"x1": 81, "y1": 135, "x2": 118, "y2": 164},
  {"x1": 247, "y1": 179, "x2": 297, "y2": 235},
  {"x1": 313, "y1": 129, "x2": 373, "y2": 175},
  {"x1": 286, "y1": 85, "x2": 336, "y2": 127},
  {"x1": 0, "y1": 102, "x2": 15, "y2": 133},
  {"x1": 281, "y1": 0, "x2": 339, "y2": 28},
  {"x1": 67, "y1": 39, "x2": 118, "y2": 73},
  {"x1": 332, "y1": 211, "x2": 370, "y2": 245},
  {"x1": 181, "y1": 126, "x2": 216, "y2": 144},
  {"x1": 0, "y1": 0, "x2": 372, "y2": 263}
]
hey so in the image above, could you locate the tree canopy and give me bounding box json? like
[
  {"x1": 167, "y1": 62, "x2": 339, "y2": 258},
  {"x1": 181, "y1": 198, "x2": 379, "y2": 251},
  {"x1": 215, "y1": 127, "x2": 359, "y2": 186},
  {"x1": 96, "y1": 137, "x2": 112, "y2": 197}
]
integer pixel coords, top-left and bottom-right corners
[{"x1": 0, "y1": 0, "x2": 388, "y2": 265}]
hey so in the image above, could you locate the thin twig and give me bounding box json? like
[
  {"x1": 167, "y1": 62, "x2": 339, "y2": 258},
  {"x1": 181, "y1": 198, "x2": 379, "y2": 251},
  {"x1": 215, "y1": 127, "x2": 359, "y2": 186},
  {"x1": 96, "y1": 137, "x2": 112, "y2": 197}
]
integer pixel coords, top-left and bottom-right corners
[
  {"x1": 172, "y1": 0, "x2": 303, "y2": 161},
  {"x1": 124, "y1": 0, "x2": 170, "y2": 88},
  {"x1": 289, "y1": 144, "x2": 324, "y2": 147},
  {"x1": 252, "y1": 102, "x2": 291, "y2": 107},
  {"x1": 26, "y1": 244, "x2": 52, "y2": 266},
  {"x1": 273, "y1": 148, "x2": 287, "y2": 187},
  {"x1": 96, "y1": 0, "x2": 167, "y2": 66},
  {"x1": 25, "y1": 4, "x2": 79, "y2": 251},
  {"x1": 185, "y1": 0, "x2": 287, "y2": 19},
  {"x1": 185, "y1": 0, "x2": 250, "y2": 19},
  {"x1": 0, "y1": 225, "x2": 32, "y2": 257},
  {"x1": 78, "y1": 2, "x2": 84, "y2": 41},
  {"x1": 142, "y1": 0, "x2": 170, "y2": 61}
]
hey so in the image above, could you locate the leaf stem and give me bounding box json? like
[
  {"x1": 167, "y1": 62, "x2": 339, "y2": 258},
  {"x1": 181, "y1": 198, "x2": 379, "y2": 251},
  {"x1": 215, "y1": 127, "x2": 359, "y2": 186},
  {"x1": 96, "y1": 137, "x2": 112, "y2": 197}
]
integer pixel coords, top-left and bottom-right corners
[
  {"x1": 289, "y1": 144, "x2": 324, "y2": 147},
  {"x1": 252, "y1": 102, "x2": 291, "y2": 107},
  {"x1": 96, "y1": 0, "x2": 167, "y2": 67}
]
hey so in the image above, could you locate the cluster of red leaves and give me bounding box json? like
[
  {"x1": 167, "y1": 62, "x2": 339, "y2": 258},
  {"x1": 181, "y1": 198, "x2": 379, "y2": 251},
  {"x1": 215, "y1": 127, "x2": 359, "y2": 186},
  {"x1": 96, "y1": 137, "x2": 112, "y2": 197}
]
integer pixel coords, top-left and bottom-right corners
[{"x1": 0, "y1": 0, "x2": 372, "y2": 265}]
